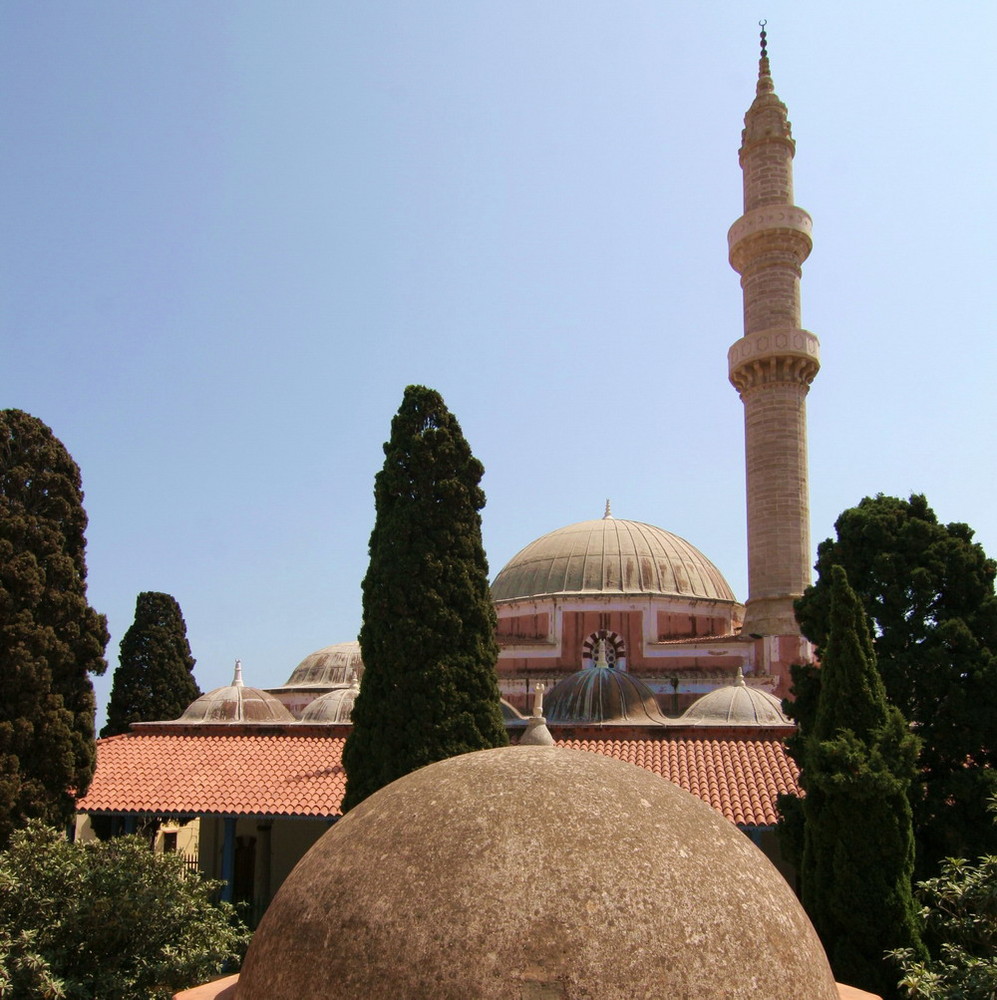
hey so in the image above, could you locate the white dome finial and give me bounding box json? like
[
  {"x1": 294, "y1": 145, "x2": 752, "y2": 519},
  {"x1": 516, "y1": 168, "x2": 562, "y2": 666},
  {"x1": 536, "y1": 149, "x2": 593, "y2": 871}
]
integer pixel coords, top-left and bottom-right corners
[
  {"x1": 594, "y1": 638, "x2": 610, "y2": 669},
  {"x1": 531, "y1": 682, "x2": 546, "y2": 719},
  {"x1": 232, "y1": 659, "x2": 244, "y2": 687}
]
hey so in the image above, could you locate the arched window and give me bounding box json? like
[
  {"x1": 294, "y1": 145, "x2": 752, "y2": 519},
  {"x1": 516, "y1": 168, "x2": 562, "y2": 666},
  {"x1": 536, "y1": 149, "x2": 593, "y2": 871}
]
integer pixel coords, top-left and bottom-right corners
[{"x1": 581, "y1": 629, "x2": 626, "y2": 670}]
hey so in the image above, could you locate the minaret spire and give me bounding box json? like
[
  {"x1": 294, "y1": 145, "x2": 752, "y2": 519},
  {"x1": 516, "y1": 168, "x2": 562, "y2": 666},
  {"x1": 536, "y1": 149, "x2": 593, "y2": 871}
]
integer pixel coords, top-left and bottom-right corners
[{"x1": 728, "y1": 25, "x2": 821, "y2": 639}]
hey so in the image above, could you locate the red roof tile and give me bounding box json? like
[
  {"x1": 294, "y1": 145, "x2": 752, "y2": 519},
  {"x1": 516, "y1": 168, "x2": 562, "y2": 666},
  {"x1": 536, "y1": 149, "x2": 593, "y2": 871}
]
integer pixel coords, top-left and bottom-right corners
[
  {"x1": 77, "y1": 732, "x2": 346, "y2": 818},
  {"x1": 554, "y1": 737, "x2": 799, "y2": 827},
  {"x1": 78, "y1": 731, "x2": 799, "y2": 828}
]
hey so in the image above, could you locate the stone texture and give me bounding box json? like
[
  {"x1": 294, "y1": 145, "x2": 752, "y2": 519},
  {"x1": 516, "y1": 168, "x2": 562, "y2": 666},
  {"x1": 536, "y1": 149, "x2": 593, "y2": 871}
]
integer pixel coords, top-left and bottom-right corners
[
  {"x1": 236, "y1": 746, "x2": 837, "y2": 1000},
  {"x1": 728, "y1": 55, "x2": 820, "y2": 637}
]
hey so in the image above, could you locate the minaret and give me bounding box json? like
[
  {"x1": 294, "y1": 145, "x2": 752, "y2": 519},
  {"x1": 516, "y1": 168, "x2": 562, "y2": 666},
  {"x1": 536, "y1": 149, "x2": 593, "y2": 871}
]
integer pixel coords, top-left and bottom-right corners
[{"x1": 728, "y1": 24, "x2": 820, "y2": 638}]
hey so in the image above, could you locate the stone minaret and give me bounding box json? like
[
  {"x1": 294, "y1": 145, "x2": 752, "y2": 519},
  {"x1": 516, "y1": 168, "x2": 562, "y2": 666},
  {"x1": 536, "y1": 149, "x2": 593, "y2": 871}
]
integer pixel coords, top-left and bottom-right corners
[{"x1": 728, "y1": 26, "x2": 820, "y2": 638}]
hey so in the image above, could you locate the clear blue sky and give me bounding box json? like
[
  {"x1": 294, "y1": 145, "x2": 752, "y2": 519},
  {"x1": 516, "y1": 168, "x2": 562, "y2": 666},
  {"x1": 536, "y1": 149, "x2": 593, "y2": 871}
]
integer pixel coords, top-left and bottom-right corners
[{"x1": 3, "y1": 3, "x2": 995, "y2": 726}]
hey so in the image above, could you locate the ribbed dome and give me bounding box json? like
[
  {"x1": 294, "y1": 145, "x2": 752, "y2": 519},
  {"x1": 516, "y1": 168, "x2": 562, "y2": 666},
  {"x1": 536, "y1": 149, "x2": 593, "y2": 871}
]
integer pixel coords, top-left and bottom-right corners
[
  {"x1": 499, "y1": 698, "x2": 526, "y2": 724},
  {"x1": 491, "y1": 517, "x2": 737, "y2": 603},
  {"x1": 545, "y1": 666, "x2": 668, "y2": 725},
  {"x1": 282, "y1": 642, "x2": 363, "y2": 688},
  {"x1": 298, "y1": 685, "x2": 358, "y2": 724},
  {"x1": 178, "y1": 662, "x2": 294, "y2": 724},
  {"x1": 681, "y1": 668, "x2": 791, "y2": 727}
]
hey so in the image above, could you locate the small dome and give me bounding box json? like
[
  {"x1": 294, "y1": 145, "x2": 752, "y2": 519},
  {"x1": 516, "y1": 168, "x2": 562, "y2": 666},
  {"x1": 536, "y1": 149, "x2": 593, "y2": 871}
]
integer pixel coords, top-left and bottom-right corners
[
  {"x1": 499, "y1": 698, "x2": 526, "y2": 724},
  {"x1": 681, "y1": 668, "x2": 791, "y2": 727},
  {"x1": 491, "y1": 516, "x2": 737, "y2": 603},
  {"x1": 298, "y1": 685, "x2": 358, "y2": 724},
  {"x1": 282, "y1": 642, "x2": 363, "y2": 688},
  {"x1": 237, "y1": 747, "x2": 837, "y2": 1000},
  {"x1": 545, "y1": 666, "x2": 668, "y2": 725},
  {"x1": 178, "y1": 661, "x2": 294, "y2": 724}
]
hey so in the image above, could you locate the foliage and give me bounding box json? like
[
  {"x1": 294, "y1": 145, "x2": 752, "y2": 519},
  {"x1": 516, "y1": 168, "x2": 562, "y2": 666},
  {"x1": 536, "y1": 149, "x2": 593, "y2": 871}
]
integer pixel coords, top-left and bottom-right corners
[
  {"x1": 102, "y1": 592, "x2": 200, "y2": 736},
  {"x1": 0, "y1": 410, "x2": 108, "y2": 847},
  {"x1": 342, "y1": 385, "x2": 508, "y2": 810},
  {"x1": 0, "y1": 822, "x2": 249, "y2": 1000},
  {"x1": 798, "y1": 566, "x2": 925, "y2": 998},
  {"x1": 791, "y1": 494, "x2": 997, "y2": 872},
  {"x1": 892, "y1": 843, "x2": 997, "y2": 1000}
]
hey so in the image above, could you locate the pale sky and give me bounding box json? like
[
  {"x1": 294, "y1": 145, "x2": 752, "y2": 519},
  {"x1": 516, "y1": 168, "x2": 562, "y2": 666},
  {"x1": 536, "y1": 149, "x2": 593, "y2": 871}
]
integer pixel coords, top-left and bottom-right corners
[{"x1": 2, "y1": 3, "x2": 995, "y2": 726}]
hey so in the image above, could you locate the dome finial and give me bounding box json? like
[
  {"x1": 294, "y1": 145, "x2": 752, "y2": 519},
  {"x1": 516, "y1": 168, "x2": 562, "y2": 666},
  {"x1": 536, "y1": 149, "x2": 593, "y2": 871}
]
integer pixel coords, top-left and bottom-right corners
[
  {"x1": 603, "y1": 498, "x2": 612, "y2": 519},
  {"x1": 531, "y1": 681, "x2": 546, "y2": 719},
  {"x1": 232, "y1": 659, "x2": 244, "y2": 687},
  {"x1": 734, "y1": 664, "x2": 747, "y2": 687},
  {"x1": 756, "y1": 19, "x2": 774, "y2": 94},
  {"x1": 594, "y1": 638, "x2": 610, "y2": 669}
]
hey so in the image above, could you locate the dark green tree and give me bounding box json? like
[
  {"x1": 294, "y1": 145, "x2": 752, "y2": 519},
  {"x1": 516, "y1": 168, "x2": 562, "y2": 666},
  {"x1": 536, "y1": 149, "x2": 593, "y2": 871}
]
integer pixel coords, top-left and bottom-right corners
[
  {"x1": 891, "y1": 799, "x2": 997, "y2": 1000},
  {"x1": 0, "y1": 821, "x2": 248, "y2": 999},
  {"x1": 792, "y1": 494, "x2": 997, "y2": 872},
  {"x1": 799, "y1": 565, "x2": 925, "y2": 997},
  {"x1": 342, "y1": 385, "x2": 508, "y2": 810},
  {"x1": 102, "y1": 592, "x2": 200, "y2": 736},
  {"x1": 0, "y1": 410, "x2": 108, "y2": 847}
]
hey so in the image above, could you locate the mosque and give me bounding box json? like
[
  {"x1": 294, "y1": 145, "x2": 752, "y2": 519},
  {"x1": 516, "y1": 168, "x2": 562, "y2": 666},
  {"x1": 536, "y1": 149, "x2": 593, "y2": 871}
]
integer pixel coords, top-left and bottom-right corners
[{"x1": 78, "y1": 30, "x2": 827, "y2": 968}]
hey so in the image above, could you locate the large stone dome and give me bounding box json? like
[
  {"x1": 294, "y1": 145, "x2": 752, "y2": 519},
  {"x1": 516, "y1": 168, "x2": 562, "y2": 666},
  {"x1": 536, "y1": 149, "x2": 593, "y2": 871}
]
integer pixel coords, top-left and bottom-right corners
[
  {"x1": 491, "y1": 516, "x2": 737, "y2": 603},
  {"x1": 237, "y1": 746, "x2": 837, "y2": 1000}
]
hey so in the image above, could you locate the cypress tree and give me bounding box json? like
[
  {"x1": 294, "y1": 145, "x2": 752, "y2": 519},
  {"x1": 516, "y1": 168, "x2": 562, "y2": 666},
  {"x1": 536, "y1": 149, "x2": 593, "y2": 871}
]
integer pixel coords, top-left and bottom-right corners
[
  {"x1": 102, "y1": 592, "x2": 200, "y2": 736},
  {"x1": 0, "y1": 410, "x2": 108, "y2": 846},
  {"x1": 800, "y1": 565, "x2": 925, "y2": 998},
  {"x1": 794, "y1": 494, "x2": 997, "y2": 871},
  {"x1": 342, "y1": 385, "x2": 507, "y2": 810}
]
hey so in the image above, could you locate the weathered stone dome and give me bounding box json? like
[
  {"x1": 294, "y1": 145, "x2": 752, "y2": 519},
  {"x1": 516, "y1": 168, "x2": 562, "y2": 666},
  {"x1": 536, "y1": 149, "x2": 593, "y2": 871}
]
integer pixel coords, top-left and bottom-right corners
[
  {"x1": 297, "y1": 684, "x2": 358, "y2": 724},
  {"x1": 545, "y1": 665, "x2": 668, "y2": 725},
  {"x1": 682, "y1": 667, "x2": 791, "y2": 727},
  {"x1": 177, "y1": 662, "x2": 294, "y2": 724},
  {"x1": 237, "y1": 746, "x2": 837, "y2": 1000},
  {"x1": 491, "y1": 516, "x2": 737, "y2": 603},
  {"x1": 281, "y1": 641, "x2": 363, "y2": 688}
]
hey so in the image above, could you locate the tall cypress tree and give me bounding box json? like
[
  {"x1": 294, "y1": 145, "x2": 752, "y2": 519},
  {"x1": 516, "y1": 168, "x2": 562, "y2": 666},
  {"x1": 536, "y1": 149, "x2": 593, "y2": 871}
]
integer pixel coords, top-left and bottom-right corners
[
  {"x1": 0, "y1": 410, "x2": 108, "y2": 846},
  {"x1": 794, "y1": 494, "x2": 997, "y2": 870},
  {"x1": 102, "y1": 592, "x2": 200, "y2": 736},
  {"x1": 342, "y1": 385, "x2": 508, "y2": 811},
  {"x1": 800, "y1": 565, "x2": 925, "y2": 998}
]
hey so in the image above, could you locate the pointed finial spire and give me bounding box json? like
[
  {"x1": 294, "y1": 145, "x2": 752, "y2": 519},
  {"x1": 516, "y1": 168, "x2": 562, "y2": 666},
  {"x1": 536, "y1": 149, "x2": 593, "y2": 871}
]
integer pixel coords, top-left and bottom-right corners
[
  {"x1": 603, "y1": 499, "x2": 612, "y2": 519},
  {"x1": 232, "y1": 659, "x2": 244, "y2": 687},
  {"x1": 756, "y1": 19, "x2": 774, "y2": 95},
  {"x1": 734, "y1": 664, "x2": 747, "y2": 687}
]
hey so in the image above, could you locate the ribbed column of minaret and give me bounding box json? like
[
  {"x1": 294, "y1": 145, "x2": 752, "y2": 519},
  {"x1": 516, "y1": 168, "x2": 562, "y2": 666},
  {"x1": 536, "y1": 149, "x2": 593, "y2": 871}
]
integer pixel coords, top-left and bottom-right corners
[{"x1": 728, "y1": 39, "x2": 820, "y2": 638}]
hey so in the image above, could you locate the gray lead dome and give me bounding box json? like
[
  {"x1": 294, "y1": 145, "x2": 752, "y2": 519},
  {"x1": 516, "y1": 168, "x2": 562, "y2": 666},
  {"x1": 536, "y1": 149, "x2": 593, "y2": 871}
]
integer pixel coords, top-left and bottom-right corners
[{"x1": 491, "y1": 518, "x2": 737, "y2": 602}]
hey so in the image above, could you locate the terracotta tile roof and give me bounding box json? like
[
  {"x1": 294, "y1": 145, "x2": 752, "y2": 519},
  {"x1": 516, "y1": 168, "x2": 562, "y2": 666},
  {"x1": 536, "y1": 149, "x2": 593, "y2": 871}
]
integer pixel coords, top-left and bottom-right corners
[
  {"x1": 555, "y1": 737, "x2": 799, "y2": 827},
  {"x1": 78, "y1": 731, "x2": 799, "y2": 828},
  {"x1": 77, "y1": 732, "x2": 346, "y2": 818}
]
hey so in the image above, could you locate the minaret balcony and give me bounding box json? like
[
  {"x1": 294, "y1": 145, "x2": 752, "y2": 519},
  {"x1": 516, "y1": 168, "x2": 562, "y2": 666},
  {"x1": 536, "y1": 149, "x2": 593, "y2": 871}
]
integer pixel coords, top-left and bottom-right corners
[
  {"x1": 728, "y1": 328, "x2": 820, "y2": 393},
  {"x1": 728, "y1": 206, "x2": 812, "y2": 274}
]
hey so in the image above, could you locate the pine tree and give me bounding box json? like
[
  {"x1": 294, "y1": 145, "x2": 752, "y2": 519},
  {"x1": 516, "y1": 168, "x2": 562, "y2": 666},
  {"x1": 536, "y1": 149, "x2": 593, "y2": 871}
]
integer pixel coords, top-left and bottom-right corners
[
  {"x1": 0, "y1": 410, "x2": 108, "y2": 846},
  {"x1": 342, "y1": 386, "x2": 508, "y2": 810},
  {"x1": 102, "y1": 592, "x2": 200, "y2": 736},
  {"x1": 793, "y1": 494, "x2": 997, "y2": 871},
  {"x1": 800, "y1": 565, "x2": 925, "y2": 998}
]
